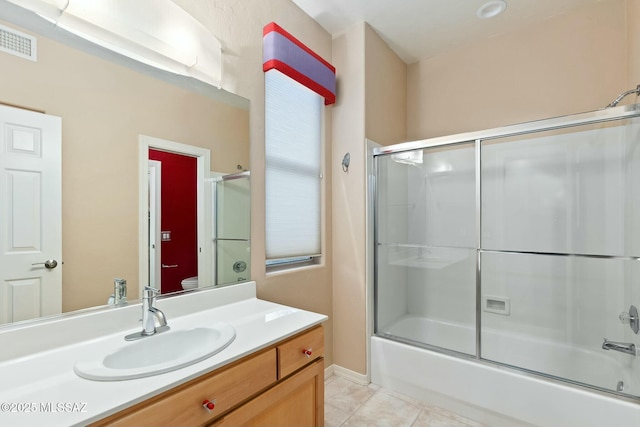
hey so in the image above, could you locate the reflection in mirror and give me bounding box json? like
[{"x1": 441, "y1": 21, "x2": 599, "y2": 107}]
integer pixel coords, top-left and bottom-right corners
[
  {"x1": 0, "y1": 1, "x2": 250, "y2": 327},
  {"x1": 142, "y1": 136, "x2": 210, "y2": 297},
  {"x1": 148, "y1": 149, "x2": 199, "y2": 295},
  {"x1": 213, "y1": 172, "x2": 251, "y2": 286}
]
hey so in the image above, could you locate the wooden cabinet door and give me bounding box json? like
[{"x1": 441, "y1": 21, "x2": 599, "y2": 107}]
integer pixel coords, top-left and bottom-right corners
[{"x1": 215, "y1": 358, "x2": 324, "y2": 427}]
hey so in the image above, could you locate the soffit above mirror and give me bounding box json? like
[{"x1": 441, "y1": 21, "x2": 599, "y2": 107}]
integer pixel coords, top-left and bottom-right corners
[{"x1": 5, "y1": 0, "x2": 226, "y2": 90}]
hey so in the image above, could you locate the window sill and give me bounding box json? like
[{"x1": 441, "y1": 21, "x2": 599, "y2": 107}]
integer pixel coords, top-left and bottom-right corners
[{"x1": 266, "y1": 258, "x2": 324, "y2": 276}]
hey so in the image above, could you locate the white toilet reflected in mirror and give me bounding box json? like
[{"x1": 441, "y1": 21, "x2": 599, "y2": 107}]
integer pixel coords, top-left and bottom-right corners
[{"x1": 181, "y1": 276, "x2": 198, "y2": 290}]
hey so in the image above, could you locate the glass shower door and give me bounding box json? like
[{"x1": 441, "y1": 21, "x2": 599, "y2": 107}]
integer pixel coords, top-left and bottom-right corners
[
  {"x1": 480, "y1": 117, "x2": 640, "y2": 397},
  {"x1": 375, "y1": 143, "x2": 477, "y2": 355}
]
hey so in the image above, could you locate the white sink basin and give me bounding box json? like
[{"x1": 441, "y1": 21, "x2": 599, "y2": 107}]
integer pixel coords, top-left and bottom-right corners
[{"x1": 74, "y1": 323, "x2": 236, "y2": 381}]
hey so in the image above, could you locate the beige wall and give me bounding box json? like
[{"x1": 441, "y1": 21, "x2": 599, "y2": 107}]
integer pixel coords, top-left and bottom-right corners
[
  {"x1": 365, "y1": 25, "x2": 408, "y2": 146},
  {"x1": 407, "y1": 0, "x2": 629, "y2": 140},
  {"x1": 0, "y1": 23, "x2": 249, "y2": 312},
  {"x1": 173, "y1": 0, "x2": 335, "y2": 367},
  {"x1": 331, "y1": 23, "x2": 366, "y2": 374},
  {"x1": 331, "y1": 23, "x2": 406, "y2": 375},
  {"x1": 629, "y1": 0, "x2": 640, "y2": 87}
]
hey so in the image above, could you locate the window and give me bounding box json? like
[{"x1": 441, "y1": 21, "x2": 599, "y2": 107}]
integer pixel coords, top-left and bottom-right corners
[
  {"x1": 262, "y1": 22, "x2": 335, "y2": 269},
  {"x1": 265, "y1": 69, "x2": 323, "y2": 266}
]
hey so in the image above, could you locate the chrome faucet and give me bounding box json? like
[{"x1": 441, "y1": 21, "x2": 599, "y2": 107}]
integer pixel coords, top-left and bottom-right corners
[
  {"x1": 602, "y1": 338, "x2": 636, "y2": 356},
  {"x1": 125, "y1": 286, "x2": 170, "y2": 341}
]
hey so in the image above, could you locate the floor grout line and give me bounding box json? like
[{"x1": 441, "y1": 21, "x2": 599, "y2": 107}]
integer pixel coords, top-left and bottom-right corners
[
  {"x1": 344, "y1": 386, "x2": 380, "y2": 426},
  {"x1": 407, "y1": 405, "x2": 423, "y2": 427}
]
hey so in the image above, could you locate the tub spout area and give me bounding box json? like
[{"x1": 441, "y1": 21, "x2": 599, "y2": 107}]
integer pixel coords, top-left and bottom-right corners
[{"x1": 602, "y1": 339, "x2": 636, "y2": 356}]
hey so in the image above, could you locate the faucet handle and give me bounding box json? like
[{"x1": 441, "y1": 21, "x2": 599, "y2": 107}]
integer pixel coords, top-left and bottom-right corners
[
  {"x1": 620, "y1": 312, "x2": 632, "y2": 322},
  {"x1": 619, "y1": 305, "x2": 639, "y2": 334},
  {"x1": 619, "y1": 311, "x2": 633, "y2": 324},
  {"x1": 143, "y1": 286, "x2": 160, "y2": 299}
]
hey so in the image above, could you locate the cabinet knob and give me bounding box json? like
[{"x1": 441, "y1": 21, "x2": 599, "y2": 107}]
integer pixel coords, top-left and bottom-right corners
[
  {"x1": 202, "y1": 399, "x2": 216, "y2": 412},
  {"x1": 302, "y1": 348, "x2": 313, "y2": 358}
]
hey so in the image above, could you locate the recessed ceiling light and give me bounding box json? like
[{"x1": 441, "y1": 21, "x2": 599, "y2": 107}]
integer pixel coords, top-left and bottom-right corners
[{"x1": 477, "y1": 0, "x2": 507, "y2": 19}]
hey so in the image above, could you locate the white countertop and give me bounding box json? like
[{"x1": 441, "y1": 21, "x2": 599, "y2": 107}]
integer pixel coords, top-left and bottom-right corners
[{"x1": 0, "y1": 283, "x2": 327, "y2": 426}]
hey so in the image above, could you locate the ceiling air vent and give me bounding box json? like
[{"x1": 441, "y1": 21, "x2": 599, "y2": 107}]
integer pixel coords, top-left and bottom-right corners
[{"x1": 0, "y1": 23, "x2": 36, "y2": 62}]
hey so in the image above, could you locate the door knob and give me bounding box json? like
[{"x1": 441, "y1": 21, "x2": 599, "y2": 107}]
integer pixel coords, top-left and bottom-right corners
[{"x1": 32, "y1": 259, "x2": 58, "y2": 269}]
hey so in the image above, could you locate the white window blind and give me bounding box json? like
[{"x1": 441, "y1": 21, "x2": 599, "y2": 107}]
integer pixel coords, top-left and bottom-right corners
[{"x1": 265, "y1": 69, "x2": 322, "y2": 261}]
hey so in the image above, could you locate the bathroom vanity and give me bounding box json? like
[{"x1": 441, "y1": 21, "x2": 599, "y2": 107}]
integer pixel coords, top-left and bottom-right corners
[
  {"x1": 0, "y1": 282, "x2": 327, "y2": 427},
  {"x1": 93, "y1": 326, "x2": 324, "y2": 426}
]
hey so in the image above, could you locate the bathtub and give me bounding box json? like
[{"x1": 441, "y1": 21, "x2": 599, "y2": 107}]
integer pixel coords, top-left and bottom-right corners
[{"x1": 372, "y1": 316, "x2": 640, "y2": 427}]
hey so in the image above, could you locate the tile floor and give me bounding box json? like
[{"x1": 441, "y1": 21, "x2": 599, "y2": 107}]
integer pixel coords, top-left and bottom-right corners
[{"x1": 325, "y1": 375, "x2": 485, "y2": 427}]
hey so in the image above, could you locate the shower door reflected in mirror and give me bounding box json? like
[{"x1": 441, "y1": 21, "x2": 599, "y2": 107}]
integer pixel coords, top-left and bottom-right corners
[
  {"x1": 375, "y1": 143, "x2": 477, "y2": 356},
  {"x1": 213, "y1": 172, "x2": 251, "y2": 286}
]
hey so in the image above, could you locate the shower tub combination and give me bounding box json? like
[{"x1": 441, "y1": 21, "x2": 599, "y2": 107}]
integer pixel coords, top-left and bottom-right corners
[{"x1": 369, "y1": 102, "x2": 640, "y2": 426}]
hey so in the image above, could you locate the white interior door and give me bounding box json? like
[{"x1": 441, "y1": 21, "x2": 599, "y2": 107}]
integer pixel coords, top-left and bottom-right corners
[
  {"x1": 148, "y1": 160, "x2": 161, "y2": 291},
  {"x1": 0, "y1": 104, "x2": 62, "y2": 324}
]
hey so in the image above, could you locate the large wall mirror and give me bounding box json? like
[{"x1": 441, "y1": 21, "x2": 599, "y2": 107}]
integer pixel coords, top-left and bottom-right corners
[{"x1": 0, "y1": 1, "x2": 251, "y2": 327}]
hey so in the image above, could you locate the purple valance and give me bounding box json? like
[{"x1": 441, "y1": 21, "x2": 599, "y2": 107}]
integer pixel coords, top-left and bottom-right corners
[{"x1": 263, "y1": 22, "x2": 336, "y2": 105}]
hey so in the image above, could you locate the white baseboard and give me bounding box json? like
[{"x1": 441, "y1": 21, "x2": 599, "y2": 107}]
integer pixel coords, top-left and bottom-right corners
[
  {"x1": 324, "y1": 364, "x2": 334, "y2": 380},
  {"x1": 326, "y1": 364, "x2": 370, "y2": 385}
]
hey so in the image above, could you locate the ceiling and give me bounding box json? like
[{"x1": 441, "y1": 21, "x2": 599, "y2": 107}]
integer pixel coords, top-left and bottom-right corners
[{"x1": 291, "y1": 0, "x2": 616, "y2": 64}]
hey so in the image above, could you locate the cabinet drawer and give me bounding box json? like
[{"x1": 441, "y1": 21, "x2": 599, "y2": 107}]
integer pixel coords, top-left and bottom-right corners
[
  {"x1": 277, "y1": 326, "x2": 324, "y2": 379},
  {"x1": 98, "y1": 349, "x2": 277, "y2": 427}
]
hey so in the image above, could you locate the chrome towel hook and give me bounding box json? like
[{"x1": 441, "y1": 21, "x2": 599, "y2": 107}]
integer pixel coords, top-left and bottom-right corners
[{"x1": 342, "y1": 152, "x2": 350, "y2": 173}]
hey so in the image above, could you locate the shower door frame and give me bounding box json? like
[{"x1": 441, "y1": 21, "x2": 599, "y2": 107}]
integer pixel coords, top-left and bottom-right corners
[
  {"x1": 211, "y1": 170, "x2": 251, "y2": 287},
  {"x1": 370, "y1": 102, "x2": 640, "y2": 401}
]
